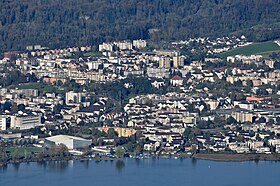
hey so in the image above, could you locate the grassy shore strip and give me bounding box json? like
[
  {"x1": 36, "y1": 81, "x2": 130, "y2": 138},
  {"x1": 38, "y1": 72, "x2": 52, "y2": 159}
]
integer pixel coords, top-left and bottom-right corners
[{"x1": 192, "y1": 153, "x2": 280, "y2": 162}]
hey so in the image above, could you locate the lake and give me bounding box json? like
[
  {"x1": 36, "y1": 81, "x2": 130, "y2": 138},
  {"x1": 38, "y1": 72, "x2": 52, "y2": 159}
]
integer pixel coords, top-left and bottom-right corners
[{"x1": 1, "y1": 158, "x2": 280, "y2": 186}]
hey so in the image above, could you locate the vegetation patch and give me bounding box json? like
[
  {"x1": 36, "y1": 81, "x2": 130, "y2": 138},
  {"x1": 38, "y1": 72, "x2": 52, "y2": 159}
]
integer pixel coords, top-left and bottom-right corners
[
  {"x1": 7, "y1": 147, "x2": 42, "y2": 158},
  {"x1": 218, "y1": 41, "x2": 280, "y2": 58}
]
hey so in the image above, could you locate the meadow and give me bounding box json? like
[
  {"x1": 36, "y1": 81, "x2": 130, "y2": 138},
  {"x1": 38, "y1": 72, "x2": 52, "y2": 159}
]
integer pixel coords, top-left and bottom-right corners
[{"x1": 218, "y1": 41, "x2": 280, "y2": 58}]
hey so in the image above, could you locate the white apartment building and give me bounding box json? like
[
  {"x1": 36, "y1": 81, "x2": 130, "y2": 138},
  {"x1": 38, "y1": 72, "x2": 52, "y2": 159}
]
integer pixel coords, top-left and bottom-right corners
[
  {"x1": 65, "y1": 91, "x2": 82, "y2": 105},
  {"x1": 133, "y1": 40, "x2": 147, "y2": 49},
  {"x1": 0, "y1": 113, "x2": 42, "y2": 130},
  {"x1": 0, "y1": 115, "x2": 10, "y2": 130},
  {"x1": 10, "y1": 114, "x2": 42, "y2": 130}
]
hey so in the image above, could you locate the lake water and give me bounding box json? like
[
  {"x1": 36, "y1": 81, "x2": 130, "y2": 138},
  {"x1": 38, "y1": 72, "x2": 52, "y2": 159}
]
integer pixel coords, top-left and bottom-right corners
[{"x1": 1, "y1": 158, "x2": 280, "y2": 186}]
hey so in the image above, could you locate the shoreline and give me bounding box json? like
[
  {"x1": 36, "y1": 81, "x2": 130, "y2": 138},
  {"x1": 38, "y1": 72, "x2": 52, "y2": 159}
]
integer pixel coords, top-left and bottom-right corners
[
  {"x1": 2, "y1": 153, "x2": 280, "y2": 167},
  {"x1": 0, "y1": 156, "x2": 129, "y2": 167},
  {"x1": 192, "y1": 153, "x2": 280, "y2": 162},
  {"x1": 0, "y1": 157, "x2": 73, "y2": 168}
]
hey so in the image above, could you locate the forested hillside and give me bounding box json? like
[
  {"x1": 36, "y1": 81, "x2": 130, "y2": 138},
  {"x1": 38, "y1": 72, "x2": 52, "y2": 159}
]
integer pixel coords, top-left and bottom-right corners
[{"x1": 0, "y1": 0, "x2": 280, "y2": 51}]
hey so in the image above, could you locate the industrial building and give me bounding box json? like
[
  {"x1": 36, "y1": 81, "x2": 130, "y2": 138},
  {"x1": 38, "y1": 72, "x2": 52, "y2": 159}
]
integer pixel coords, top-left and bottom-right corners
[{"x1": 45, "y1": 135, "x2": 92, "y2": 150}]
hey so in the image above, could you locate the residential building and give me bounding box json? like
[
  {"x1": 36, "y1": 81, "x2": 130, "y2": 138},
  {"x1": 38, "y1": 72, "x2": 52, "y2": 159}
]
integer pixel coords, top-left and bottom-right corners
[
  {"x1": 65, "y1": 91, "x2": 82, "y2": 105},
  {"x1": 170, "y1": 75, "x2": 183, "y2": 86},
  {"x1": 159, "y1": 56, "x2": 171, "y2": 68},
  {"x1": 10, "y1": 113, "x2": 42, "y2": 130}
]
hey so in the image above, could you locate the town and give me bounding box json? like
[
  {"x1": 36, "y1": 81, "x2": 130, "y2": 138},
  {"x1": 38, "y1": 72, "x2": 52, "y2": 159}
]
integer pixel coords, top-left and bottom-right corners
[{"x1": 0, "y1": 36, "x2": 280, "y2": 165}]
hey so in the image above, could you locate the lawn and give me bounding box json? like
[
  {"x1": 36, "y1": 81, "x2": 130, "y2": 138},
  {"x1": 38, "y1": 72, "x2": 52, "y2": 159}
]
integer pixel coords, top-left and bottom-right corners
[
  {"x1": 18, "y1": 83, "x2": 41, "y2": 89},
  {"x1": 83, "y1": 51, "x2": 103, "y2": 57},
  {"x1": 18, "y1": 83, "x2": 65, "y2": 94},
  {"x1": 7, "y1": 147, "x2": 42, "y2": 157},
  {"x1": 218, "y1": 41, "x2": 280, "y2": 58}
]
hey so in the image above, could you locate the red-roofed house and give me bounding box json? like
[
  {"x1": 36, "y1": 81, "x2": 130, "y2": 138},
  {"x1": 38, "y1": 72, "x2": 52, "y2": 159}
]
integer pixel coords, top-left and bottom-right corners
[{"x1": 170, "y1": 75, "x2": 183, "y2": 86}]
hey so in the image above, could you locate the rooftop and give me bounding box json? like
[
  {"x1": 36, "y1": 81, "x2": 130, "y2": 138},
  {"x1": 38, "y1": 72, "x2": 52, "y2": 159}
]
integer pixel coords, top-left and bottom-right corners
[{"x1": 46, "y1": 135, "x2": 90, "y2": 142}]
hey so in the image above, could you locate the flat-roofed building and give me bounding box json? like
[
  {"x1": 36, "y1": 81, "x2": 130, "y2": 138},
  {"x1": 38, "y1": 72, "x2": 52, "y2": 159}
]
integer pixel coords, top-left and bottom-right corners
[
  {"x1": 173, "y1": 56, "x2": 185, "y2": 68},
  {"x1": 10, "y1": 114, "x2": 42, "y2": 130},
  {"x1": 98, "y1": 127, "x2": 136, "y2": 137},
  {"x1": 133, "y1": 39, "x2": 147, "y2": 49},
  {"x1": 65, "y1": 91, "x2": 82, "y2": 105},
  {"x1": 45, "y1": 135, "x2": 92, "y2": 150},
  {"x1": 159, "y1": 56, "x2": 171, "y2": 68},
  {"x1": 231, "y1": 111, "x2": 253, "y2": 123}
]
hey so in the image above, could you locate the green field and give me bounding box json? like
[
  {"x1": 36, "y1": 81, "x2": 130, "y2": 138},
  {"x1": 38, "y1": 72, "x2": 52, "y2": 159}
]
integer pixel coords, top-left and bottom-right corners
[
  {"x1": 7, "y1": 147, "x2": 42, "y2": 157},
  {"x1": 83, "y1": 51, "x2": 103, "y2": 57},
  {"x1": 17, "y1": 83, "x2": 65, "y2": 94},
  {"x1": 218, "y1": 41, "x2": 280, "y2": 58}
]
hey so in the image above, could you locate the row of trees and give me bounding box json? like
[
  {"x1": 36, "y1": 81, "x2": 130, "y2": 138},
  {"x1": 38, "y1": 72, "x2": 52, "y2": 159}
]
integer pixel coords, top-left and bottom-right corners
[{"x1": 44, "y1": 144, "x2": 70, "y2": 159}]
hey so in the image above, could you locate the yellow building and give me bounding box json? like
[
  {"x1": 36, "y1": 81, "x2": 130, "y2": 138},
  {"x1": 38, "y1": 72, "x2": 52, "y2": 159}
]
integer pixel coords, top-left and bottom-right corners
[
  {"x1": 206, "y1": 100, "x2": 219, "y2": 110},
  {"x1": 98, "y1": 127, "x2": 136, "y2": 137},
  {"x1": 226, "y1": 76, "x2": 235, "y2": 84},
  {"x1": 159, "y1": 56, "x2": 171, "y2": 68},
  {"x1": 230, "y1": 111, "x2": 253, "y2": 123},
  {"x1": 182, "y1": 116, "x2": 196, "y2": 126},
  {"x1": 173, "y1": 56, "x2": 185, "y2": 68}
]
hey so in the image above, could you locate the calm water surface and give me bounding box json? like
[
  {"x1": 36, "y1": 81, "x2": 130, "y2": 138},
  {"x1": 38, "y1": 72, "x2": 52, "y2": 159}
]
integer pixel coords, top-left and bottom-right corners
[{"x1": 1, "y1": 158, "x2": 280, "y2": 186}]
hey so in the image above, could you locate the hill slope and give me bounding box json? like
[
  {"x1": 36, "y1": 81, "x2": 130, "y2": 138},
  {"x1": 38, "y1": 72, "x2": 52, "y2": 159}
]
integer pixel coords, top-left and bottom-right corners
[
  {"x1": 0, "y1": 0, "x2": 280, "y2": 51},
  {"x1": 218, "y1": 41, "x2": 280, "y2": 58}
]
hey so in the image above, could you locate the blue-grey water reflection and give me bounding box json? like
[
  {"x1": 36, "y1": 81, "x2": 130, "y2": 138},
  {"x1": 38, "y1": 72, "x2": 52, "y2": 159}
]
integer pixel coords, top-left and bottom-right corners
[{"x1": 1, "y1": 158, "x2": 280, "y2": 186}]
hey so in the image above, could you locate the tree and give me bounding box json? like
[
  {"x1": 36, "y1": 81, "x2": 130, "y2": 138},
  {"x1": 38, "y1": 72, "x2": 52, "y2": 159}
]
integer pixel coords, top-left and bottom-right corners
[
  {"x1": 10, "y1": 103, "x2": 18, "y2": 113},
  {"x1": 256, "y1": 134, "x2": 261, "y2": 141},
  {"x1": 191, "y1": 144, "x2": 197, "y2": 153},
  {"x1": 107, "y1": 128, "x2": 118, "y2": 138},
  {"x1": 267, "y1": 119, "x2": 274, "y2": 125},
  {"x1": 227, "y1": 116, "x2": 237, "y2": 124},
  {"x1": 0, "y1": 145, "x2": 7, "y2": 163},
  {"x1": 17, "y1": 104, "x2": 26, "y2": 111},
  {"x1": 124, "y1": 142, "x2": 134, "y2": 152},
  {"x1": 234, "y1": 80, "x2": 243, "y2": 87},
  {"x1": 115, "y1": 146, "x2": 125, "y2": 158},
  {"x1": 213, "y1": 116, "x2": 226, "y2": 127},
  {"x1": 236, "y1": 94, "x2": 245, "y2": 101},
  {"x1": 183, "y1": 127, "x2": 192, "y2": 140},
  {"x1": 205, "y1": 131, "x2": 211, "y2": 142},
  {"x1": 53, "y1": 104, "x2": 63, "y2": 114},
  {"x1": 236, "y1": 135, "x2": 244, "y2": 142},
  {"x1": 58, "y1": 144, "x2": 70, "y2": 158},
  {"x1": 135, "y1": 144, "x2": 143, "y2": 155},
  {"x1": 256, "y1": 89, "x2": 268, "y2": 96},
  {"x1": 274, "y1": 61, "x2": 280, "y2": 69},
  {"x1": 276, "y1": 117, "x2": 280, "y2": 125},
  {"x1": 2, "y1": 101, "x2": 12, "y2": 111},
  {"x1": 263, "y1": 138, "x2": 269, "y2": 147},
  {"x1": 12, "y1": 148, "x2": 20, "y2": 161},
  {"x1": 187, "y1": 104, "x2": 196, "y2": 112},
  {"x1": 48, "y1": 145, "x2": 58, "y2": 158},
  {"x1": 246, "y1": 80, "x2": 253, "y2": 87},
  {"x1": 57, "y1": 80, "x2": 63, "y2": 86}
]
